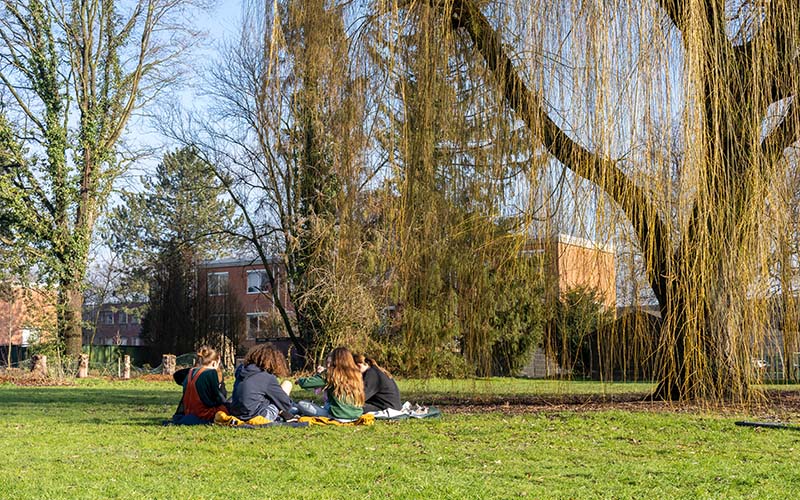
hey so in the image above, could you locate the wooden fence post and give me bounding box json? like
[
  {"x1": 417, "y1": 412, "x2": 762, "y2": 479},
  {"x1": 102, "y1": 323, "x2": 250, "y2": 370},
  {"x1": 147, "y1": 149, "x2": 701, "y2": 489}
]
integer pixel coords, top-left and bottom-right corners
[
  {"x1": 30, "y1": 354, "x2": 48, "y2": 378},
  {"x1": 77, "y1": 354, "x2": 89, "y2": 378},
  {"x1": 162, "y1": 354, "x2": 176, "y2": 375},
  {"x1": 122, "y1": 355, "x2": 131, "y2": 379}
]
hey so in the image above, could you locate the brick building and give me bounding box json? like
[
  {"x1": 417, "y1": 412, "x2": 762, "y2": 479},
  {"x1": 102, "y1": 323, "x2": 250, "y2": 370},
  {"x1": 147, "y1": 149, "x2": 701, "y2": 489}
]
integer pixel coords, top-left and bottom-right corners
[
  {"x1": 82, "y1": 302, "x2": 146, "y2": 346},
  {"x1": 520, "y1": 233, "x2": 616, "y2": 377},
  {"x1": 526, "y1": 233, "x2": 616, "y2": 309},
  {"x1": 0, "y1": 285, "x2": 56, "y2": 365},
  {"x1": 196, "y1": 258, "x2": 293, "y2": 357}
]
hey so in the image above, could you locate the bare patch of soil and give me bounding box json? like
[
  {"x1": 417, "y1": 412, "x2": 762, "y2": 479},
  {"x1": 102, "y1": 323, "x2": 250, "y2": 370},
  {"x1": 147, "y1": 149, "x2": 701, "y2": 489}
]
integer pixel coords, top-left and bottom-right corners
[
  {"x1": 0, "y1": 372, "x2": 75, "y2": 387},
  {"x1": 430, "y1": 390, "x2": 800, "y2": 420}
]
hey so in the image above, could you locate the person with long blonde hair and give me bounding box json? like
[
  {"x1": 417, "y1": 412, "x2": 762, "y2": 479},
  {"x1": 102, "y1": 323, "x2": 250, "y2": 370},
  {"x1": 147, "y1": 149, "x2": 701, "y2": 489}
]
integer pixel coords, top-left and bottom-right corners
[
  {"x1": 228, "y1": 343, "x2": 294, "y2": 421},
  {"x1": 296, "y1": 347, "x2": 364, "y2": 420},
  {"x1": 175, "y1": 346, "x2": 228, "y2": 424}
]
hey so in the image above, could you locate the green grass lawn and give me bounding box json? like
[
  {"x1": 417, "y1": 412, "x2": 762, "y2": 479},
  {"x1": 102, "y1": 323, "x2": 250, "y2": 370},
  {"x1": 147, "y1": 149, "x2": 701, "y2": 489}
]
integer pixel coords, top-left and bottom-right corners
[{"x1": 2, "y1": 378, "x2": 799, "y2": 499}]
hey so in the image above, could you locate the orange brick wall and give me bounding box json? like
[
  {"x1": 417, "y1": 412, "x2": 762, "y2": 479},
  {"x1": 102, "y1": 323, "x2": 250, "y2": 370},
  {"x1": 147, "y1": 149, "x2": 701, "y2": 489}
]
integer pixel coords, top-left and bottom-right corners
[
  {"x1": 555, "y1": 235, "x2": 616, "y2": 309},
  {"x1": 0, "y1": 287, "x2": 56, "y2": 346}
]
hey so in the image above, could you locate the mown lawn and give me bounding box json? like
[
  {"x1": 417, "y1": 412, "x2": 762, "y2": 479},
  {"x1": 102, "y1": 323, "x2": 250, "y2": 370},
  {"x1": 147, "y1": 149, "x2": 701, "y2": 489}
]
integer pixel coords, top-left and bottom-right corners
[{"x1": 1, "y1": 378, "x2": 799, "y2": 499}]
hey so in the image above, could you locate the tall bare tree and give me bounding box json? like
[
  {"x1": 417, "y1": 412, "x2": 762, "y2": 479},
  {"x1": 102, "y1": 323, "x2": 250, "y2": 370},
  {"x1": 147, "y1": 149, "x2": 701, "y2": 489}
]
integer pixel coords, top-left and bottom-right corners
[{"x1": 166, "y1": 0, "x2": 374, "y2": 363}]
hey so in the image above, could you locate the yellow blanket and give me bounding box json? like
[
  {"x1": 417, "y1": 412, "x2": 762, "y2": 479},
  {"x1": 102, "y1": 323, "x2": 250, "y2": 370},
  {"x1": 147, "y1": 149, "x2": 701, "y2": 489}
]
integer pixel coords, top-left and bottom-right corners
[
  {"x1": 298, "y1": 414, "x2": 375, "y2": 426},
  {"x1": 214, "y1": 411, "x2": 271, "y2": 426},
  {"x1": 213, "y1": 411, "x2": 375, "y2": 427}
]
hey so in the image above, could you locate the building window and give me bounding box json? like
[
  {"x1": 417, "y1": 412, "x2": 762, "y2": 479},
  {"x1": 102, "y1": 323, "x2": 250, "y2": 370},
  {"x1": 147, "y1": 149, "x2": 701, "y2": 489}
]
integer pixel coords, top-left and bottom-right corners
[
  {"x1": 20, "y1": 328, "x2": 36, "y2": 347},
  {"x1": 118, "y1": 311, "x2": 128, "y2": 324},
  {"x1": 247, "y1": 312, "x2": 286, "y2": 340},
  {"x1": 130, "y1": 314, "x2": 139, "y2": 324},
  {"x1": 100, "y1": 311, "x2": 114, "y2": 325},
  {"x1": 247, "y1": 270, "x2": 269, "y2": 294},
  {"x1": 208, "y1": 272, "x2": 229, "y2": 296}
]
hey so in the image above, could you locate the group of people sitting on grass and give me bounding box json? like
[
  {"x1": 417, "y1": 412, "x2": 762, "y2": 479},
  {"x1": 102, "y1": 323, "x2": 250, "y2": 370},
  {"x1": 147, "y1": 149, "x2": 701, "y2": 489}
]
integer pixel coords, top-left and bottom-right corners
[{"x1": 171, "y1": 343, "x2": 401, "y2": 425}]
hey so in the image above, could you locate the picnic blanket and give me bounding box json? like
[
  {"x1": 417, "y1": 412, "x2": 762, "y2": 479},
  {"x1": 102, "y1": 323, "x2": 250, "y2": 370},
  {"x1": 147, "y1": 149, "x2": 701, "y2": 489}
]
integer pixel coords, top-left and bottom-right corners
[
  {"x1": 297, "y1": 414, "x2": 376, "y2": 426},
  {"x1": 369, "y1": 402, "x2": 442, "y2": 420},
  {"x1": 214, "y1": 412, "x2": 377, "y2": 427},
  {"x1": 213, "y1": 411, "x2": 309, "y2": 428},
  {"x1": 174, "y1": 404, "x2": 437, "y2": 428}
]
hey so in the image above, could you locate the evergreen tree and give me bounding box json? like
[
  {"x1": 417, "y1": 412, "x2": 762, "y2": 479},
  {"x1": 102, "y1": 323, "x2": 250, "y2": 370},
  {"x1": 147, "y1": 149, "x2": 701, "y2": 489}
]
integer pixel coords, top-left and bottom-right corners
[
  {"x1": 108, "y1": 147, "x2": 241, "y2": 360},
  {"x1": 366, "y1": 4, "x2": 544, "y2": 376}
]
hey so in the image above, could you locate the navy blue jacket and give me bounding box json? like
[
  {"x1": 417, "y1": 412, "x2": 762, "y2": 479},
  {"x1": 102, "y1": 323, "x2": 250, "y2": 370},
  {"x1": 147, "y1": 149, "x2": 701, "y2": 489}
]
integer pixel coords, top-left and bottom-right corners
[{"x1": 228, "y1": 363, "x2": 293, "y2": 420}]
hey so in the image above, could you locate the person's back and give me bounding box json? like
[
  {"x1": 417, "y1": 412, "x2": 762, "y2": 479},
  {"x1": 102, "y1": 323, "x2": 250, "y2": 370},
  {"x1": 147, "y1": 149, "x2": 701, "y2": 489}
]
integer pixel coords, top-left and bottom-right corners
[
  {"x1": 362, "y1": 366, "x2": 401, "y2": 412},
  {"x1": 296, "y1": 347, "x2": 364, "y2": 420},
  {"x1": 354, "y1": 354, "x2": 401, "y2": 412},
  {"x1": 176, "y1": 346, "x2": 227, "y2": 424},
  {"x1": 229, "y1": 343, "x2": 293, "y2": 421}
]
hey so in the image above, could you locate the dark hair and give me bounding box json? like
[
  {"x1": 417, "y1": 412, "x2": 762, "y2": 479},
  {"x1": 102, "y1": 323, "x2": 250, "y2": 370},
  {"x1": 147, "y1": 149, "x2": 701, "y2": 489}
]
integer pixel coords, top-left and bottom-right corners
[
  {"x1": 353, "y1": 353, "x2": 393, "y2": 379},
  {"x1": 243, "y1": 343, "x2": 289, "y2": 377}
]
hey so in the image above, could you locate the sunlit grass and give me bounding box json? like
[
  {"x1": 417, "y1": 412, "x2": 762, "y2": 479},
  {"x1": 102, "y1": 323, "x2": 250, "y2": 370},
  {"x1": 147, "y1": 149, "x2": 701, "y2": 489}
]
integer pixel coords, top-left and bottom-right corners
[
  {"x1": 2, "y1": 378, "x2": 799, "y2": 499},
  {"x1": 398, "y1": 377, "x2": 655, "y2": 397}
]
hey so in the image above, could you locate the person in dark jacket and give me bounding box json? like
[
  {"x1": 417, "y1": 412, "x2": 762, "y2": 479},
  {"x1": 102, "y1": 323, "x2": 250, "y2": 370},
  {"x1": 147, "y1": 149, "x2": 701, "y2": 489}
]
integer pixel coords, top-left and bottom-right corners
[
  {"x1": 173, "y1": 346, "x2": 228, "y2": 424},
  {"x1": 353, "y1": 354, "x2": 401, "y2": 413},
  {"x1": 228, "y1": 343, "x2": 294, "y2": 422}
]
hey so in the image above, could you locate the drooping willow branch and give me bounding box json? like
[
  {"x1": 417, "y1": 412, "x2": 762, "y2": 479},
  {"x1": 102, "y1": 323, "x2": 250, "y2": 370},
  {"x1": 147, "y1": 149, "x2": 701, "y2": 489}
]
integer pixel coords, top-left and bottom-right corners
[{"x1": 429, "y1": 0, "x2": 672, "y2": 306}]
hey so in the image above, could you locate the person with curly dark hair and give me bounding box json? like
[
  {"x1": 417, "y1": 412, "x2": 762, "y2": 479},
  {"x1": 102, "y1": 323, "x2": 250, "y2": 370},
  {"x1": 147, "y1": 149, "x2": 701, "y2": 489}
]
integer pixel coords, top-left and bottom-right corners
[{"x1": 228, "y1": 343, "x2": 294, "y2": 422}]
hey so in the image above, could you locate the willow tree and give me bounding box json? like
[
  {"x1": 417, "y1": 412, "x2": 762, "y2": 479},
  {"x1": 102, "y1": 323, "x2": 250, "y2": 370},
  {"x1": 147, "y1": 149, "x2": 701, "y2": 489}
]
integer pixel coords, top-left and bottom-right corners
[
  {"x1": 0, "y1": 1, "x2": 201, "y2": 357},
  {"x1": 380, "y1": 0, "x2": 798, "y2": 400},
  {"x1": 363, "y1": 1, "x2": 548, "y2": 376},
  {"x1": 167, "y1": 0, "x2": 374, "y2": 362}
]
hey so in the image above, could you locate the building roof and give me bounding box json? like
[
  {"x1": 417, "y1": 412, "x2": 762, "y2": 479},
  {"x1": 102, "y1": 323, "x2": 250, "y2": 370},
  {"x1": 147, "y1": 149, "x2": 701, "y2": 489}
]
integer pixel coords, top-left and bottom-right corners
[{"x1": 197, "y1": 256, "x2": 281, "y2": 269}]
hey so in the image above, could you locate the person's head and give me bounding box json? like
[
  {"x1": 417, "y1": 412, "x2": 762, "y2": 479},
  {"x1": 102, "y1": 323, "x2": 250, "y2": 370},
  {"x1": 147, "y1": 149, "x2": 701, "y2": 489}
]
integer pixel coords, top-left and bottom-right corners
[
  {"x1": 196, "y1": 345, "x2": 223, "y2": 381},
  {"x1": 326, "y1": 347, "x2": 364, "y2": 406},
  {"x1": 243, "y1": 343, "x2": 289, "y2": 377},
  {"x1": 196, "y1": 346, "x2": 220, "y2": 369},
  {"x1": 353, "y1": 353, "x2": 393, "y2": 378},
  {"x1": 352, "y1": 353, "x2": 369, "y2": 373}
]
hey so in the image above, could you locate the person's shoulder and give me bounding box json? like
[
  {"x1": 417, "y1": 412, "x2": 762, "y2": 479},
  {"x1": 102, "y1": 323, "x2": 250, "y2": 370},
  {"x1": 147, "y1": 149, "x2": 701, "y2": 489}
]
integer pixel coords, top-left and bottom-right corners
[
  {"x1": 173, "y1": 367, "x2": 190, "y2": 385},
  {"x1": 258, "y1": 370, "x2": 279, "y2": 382},
  {"x1": 199, "y1": 368, "x2": 220, "y2": 381}
]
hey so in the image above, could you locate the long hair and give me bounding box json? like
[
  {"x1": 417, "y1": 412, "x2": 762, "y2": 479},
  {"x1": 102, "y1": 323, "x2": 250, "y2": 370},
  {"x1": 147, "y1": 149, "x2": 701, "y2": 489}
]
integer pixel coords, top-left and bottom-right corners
[
  {"x1": 243, "y1": 343, "x2": 289, "y2": 377},
  {"x1": 326, "y1": 347, "x2": 364, "y2": 406},
  {"x1": 196, "y1": 345, "x2": 222, "y2": 382},
  {"x1": 353, "y1": 353, "x2": 393, "y2": 379}
]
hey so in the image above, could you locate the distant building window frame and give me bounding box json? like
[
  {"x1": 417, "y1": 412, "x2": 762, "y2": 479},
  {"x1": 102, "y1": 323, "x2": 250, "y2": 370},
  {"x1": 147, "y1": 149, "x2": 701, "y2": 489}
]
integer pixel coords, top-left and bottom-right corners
[
  {"x1": 208, "y1": 272, "x2": 229, "y2": 296},
  {"x1": 118, "y1": 311, "x2": 128, "y2": 324},
  {"x1": 247, "y1": 270, "x2": 269, "y2": 294},
  {"x1": 100, "y1": 310, "x2": 114, "y2": 325},
  {"x1": 246, "y1": 312, "x2": 286, "y2": 340},
  {"x1": 20, "y1": 328, "x2": 36, "y2": 347}
]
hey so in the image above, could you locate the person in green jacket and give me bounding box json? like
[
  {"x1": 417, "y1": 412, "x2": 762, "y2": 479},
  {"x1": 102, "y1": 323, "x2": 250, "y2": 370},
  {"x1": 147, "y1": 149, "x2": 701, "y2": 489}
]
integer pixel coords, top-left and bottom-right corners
[{"x1": 296, "y1": 347, "x2": 364, "y2": 420}]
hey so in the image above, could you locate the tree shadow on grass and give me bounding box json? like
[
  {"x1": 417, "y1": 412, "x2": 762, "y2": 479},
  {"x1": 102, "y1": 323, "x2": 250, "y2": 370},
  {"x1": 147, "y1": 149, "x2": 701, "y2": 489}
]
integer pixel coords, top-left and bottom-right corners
[{"x1": 0, "y1": 387, "x2": 176, "y2": 410}]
